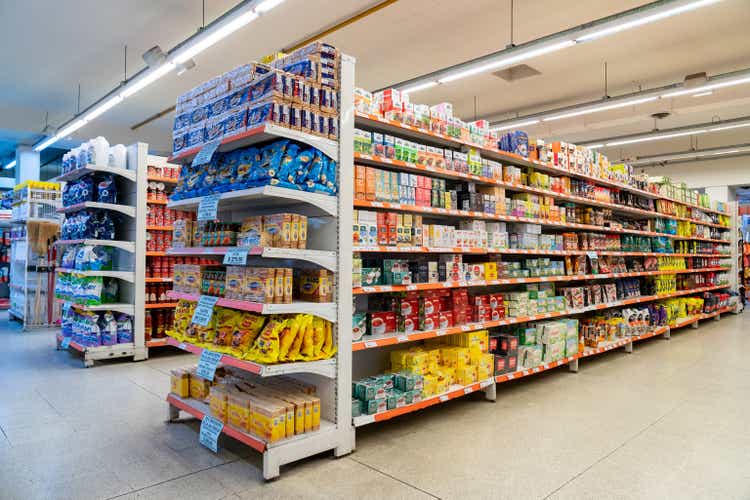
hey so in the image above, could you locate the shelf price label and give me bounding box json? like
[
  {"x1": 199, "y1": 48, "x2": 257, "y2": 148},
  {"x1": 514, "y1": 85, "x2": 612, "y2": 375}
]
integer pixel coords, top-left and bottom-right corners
[
  {"x1": 192, "y1": 139, "x2": 222, "y2": 167},
  {"x1": 223, "y1": 247, "x2": 248, "y2": 266},
  {"x1": 192, "y1": 295, "x2": 219, "y2": 327},
  {"x1": 199, "y1": 414, "x2": 224, "y2": 453},
  {"x1": 196, "y1": 349, "x2": 223, "y2": 381},
  {"x1": 586, "y1": 251, "x2": 598, "y2": 260},
  {"x1": 197, "y1": 194, "x2": 220, "y2": 221},
  {"x1": 60, "y1": 337, "x2": 71, "y2": 349}
]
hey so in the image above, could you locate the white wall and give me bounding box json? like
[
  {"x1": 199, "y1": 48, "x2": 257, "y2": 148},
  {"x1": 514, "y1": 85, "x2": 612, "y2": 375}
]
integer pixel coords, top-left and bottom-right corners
[{"x1": 640, "y1": 156, "x2": 750, "y2": 191}]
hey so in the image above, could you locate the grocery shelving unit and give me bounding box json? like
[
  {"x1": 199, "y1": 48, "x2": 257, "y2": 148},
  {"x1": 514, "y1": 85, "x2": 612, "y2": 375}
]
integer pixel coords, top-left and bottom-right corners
[
  {"x1": 9, "y1": 185, "x2": 61, "y2": 328},
  {"x1": 350, "y1": 105, "x2": 738, "y2": 425},
  {"x1": 144, "y1": 154, "x2": 181, "y2": 347},
  {"x1": 164, "y1": 54, "x2": 356, "y2": 479},
  {"x1": 0, "y1": 210, "x2": 12, "y2": 309},
  {"x1": 53, "y1": 143, "x2": 148, "y2": 366}
]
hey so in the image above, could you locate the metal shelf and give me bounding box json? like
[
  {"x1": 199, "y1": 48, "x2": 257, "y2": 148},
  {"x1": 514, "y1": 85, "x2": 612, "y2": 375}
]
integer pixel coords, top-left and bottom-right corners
[
  {"x1": 166, "y1": 291, "x2": 337, "y2": 322},
  {"x1": 167, "y1": 185, "x2": 338, "y2": 218},
  {"x1": 56, "y1": 298, "x2": 135, "y2": 316},
  {"x1": 56, "y1": 268, "x2": 135, "y2": 283},
  {"x1": 51, "y1": 164, "x2": 136, "y2": 183},
  {"x1": 55, "y1": 239, "x2": 136, "y2": 253},
  {"x1": 56, "y1": 333, "x2": 136, "y2": 367},
  {"x1": 169, "y1": 123, "x2": 339, "y2": 164},
  {"x1": 166, "y1": 246, "x2": 337, "y2": 272},
  {"x1": 57, "y1": 201, "x2": 136, "y2": 218},
  {"x1": 166, "y1": 337, "x2": 337, "y2": 378}
]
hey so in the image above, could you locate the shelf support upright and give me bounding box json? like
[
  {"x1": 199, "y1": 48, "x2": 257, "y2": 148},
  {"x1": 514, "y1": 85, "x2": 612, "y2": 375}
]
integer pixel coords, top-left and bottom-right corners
[
  {"x1": 131, "y1": 142, "x2": 149, "y2": 361},
  {"x1": 568, "y1": 358, "x2": 579, "y2": 373}
]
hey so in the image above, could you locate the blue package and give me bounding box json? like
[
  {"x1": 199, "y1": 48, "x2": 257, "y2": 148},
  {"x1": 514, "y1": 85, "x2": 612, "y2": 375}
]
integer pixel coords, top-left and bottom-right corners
[
  {"x1": 246, "y1": 101, "x2": 274, "y2": 129},
  {"x1": 226, "y1": 86, "x2": 249, "y2": 111},
  {"x1": 205, "y1": 119, "x2": 225, "y2": 142},
  {"x1": 96, "y1": 174, "x2": 117, "y2": 203},
  {"x1": 187, "y1": 126, "x2": 206, "y2": 148},
  {"x1": 222, "y1": 108, "x2": 247, "y2": 138},
  {"x1": 174, "y1": 112, "x2": 191, "y2": 132},
  {"x1": 173, "y1": 133, "x2": 187, "y2": 155},
  {"x1": 215, "y1": 156, "x2": 236, "y2": 192},
  {"x1": 190, "y1": 105, "x2": 209, "y2": 125},
  {"x1": 207, "y1": 95, "x2": 229, "y2": 118}
]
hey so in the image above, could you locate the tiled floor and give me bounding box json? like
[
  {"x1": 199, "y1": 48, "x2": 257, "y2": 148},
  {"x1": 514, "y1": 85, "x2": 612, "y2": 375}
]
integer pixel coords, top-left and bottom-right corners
[{"x1": 1, "y1": 310, "x2": 749, "y2": 499}]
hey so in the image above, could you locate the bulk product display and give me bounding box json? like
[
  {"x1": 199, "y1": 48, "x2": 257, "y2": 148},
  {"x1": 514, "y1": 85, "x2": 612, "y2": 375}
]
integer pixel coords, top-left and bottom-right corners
[
  {"x1": 351, "y1": 87, "x2": 738, "y2": 429},
  {"x1": 165, "y1": 44, "x2": 354, "y2": 480},
  {"x1": 53, "y1": 142, "x2": 176, "y2": 365},
  {"x1": 9, "y1": 181, "x2": 61, "y2": 328},
  {"x1": 170, "y1": 367, "x2": 321, "y2": 444}
]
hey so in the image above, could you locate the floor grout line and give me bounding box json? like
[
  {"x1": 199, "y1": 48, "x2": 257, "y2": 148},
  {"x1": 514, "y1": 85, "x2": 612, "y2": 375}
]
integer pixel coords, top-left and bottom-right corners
[
  {"x1": 106, "y1": 457, "x2": 244, "y2": 499},
  {"x1": 348, "y1": 456, "x2": 442, "y2": 499}
]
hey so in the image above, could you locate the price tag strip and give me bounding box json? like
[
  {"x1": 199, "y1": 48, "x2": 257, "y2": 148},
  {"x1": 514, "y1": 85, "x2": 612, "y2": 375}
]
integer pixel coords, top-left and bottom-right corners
[
  {"x1": 199, "y1": 414, "x2": 224, "y2": 452},
  {"x1": 197, "y1": 194, "x2": 221, "y2": 222},
  {"x1": 192, "y1": 295, "x2": 219, "y2": 327},
  {"x1": 192, "y1": 139, "x2": 222, "y2": 167},
  {"x1": 196, "y1": 349, "x2": 223, "y2": 381},
  {"x1": 223, "y1": 247, "x2": 249, "y2": 266}
]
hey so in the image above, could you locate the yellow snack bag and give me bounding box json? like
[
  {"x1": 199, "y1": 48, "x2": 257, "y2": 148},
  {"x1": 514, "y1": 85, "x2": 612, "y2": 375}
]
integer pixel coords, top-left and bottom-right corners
[
  {"x1": 288, "y1": 315, "x2": 311, "y2": 360},
  {"x1": 231, "y1": 311, "x2": 265, "y2": 354},
  {"x1": 321, "y1": 320, "x2": 335, "y2": 358},
  {"x1": 279, "y1": 315, "x2": 302, "y2": 361},
  {"x1": 299, "y1": 318, "x2": 316, "y2": 359},
  {"x1": 213, "y1": 308, "x2": 237, "y2": 349},
  {"x1": 311, "y1": 317, "x2": 326, "y2": 359},
  {"x1": 246, "y1": 318, "x2": 286, "y2": 363}
]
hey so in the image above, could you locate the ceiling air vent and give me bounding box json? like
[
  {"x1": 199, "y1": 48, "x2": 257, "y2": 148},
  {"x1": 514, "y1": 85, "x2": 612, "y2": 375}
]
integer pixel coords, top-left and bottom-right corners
[{"x1": 493, "y1": 64, "x2": 541, "y2": 82}]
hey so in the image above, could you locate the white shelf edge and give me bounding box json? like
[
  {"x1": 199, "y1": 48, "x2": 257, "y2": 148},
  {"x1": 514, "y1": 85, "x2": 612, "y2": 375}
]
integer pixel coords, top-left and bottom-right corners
[
  {"x1": 166, "y1": 246, "x2": 337, "y2": 271},
  {"x1": 55, "y1": 239, "x2": 136, "y2": 253},
  {"x1": 51, "y1": 164, "x2": 137, "y2": 183},
  {"x1": 56, "y1": 268, "x2": 135, "y2": 283},
  {"x1": 57, "y1": 202, "x2": 136, "y2": 218},
  {"x1": 167, "y1": 186, "x2": 338, "y2": 217}
]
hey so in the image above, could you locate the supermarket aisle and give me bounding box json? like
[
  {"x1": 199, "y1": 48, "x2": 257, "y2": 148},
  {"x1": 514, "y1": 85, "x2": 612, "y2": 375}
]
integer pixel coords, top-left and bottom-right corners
[{"x1": 0, "y1": 311, "x2": 749, "y2": 500}]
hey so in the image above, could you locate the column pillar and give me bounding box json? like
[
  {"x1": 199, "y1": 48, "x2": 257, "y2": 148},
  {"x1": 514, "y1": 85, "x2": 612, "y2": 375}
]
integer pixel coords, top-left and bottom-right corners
[{"x1": 14, "y1": 145, "x2": 40, "y2": 185}]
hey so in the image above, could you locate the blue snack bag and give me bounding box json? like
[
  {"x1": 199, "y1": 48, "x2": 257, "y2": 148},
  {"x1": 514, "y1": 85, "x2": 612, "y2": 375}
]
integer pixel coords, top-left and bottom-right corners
[{"x1": 96, "y1": 174, "x2": 117, "y2": 203}]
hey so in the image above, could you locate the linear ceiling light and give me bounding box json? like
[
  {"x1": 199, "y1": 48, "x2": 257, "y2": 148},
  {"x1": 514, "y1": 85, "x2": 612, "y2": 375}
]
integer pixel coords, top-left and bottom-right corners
[
  {"x1": 661, "y1": 74, "x2": 750, "y2": 98},
  {"x1": 391, "y1": 0, "x2": 721, "y2": 95},
  {"x1": 493, "y1": 119, "x2": 541, "y2": 132},
  {"x1": 489, "y1": 66, "x2": 750, "y2": 131},
  {"x1": 31, "y1": 0, "x2": 285, "y2": 154},
  {"x1": 579, "y1": 116, "x2": 750, "y2": 148},
  {"x1": 574, "y1": 0, "x2": 720, "y2": 42},
  {"x1": 4, "y1": 160, "x2": 16, "y2": 170},
  {"x1": 626, "y1": 143, "x2": 750, "y2": 166},
  {"x1": 541, "y1": 96, "x2": 659, "y2": 122}
]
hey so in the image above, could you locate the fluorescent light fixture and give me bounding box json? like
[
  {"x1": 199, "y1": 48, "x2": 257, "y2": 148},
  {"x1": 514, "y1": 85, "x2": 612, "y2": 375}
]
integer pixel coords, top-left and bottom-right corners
[
  {"x1": 400, "y1": 81, "x2": 438, "y2": 94},
  {"x1": 83, "y1": 95, "x2": 123, "y2": 122},
  {"x1": 173, "y1": 11, "x2": 258, "y2": 63},
  {"x1": 709, "y1": 122, "x2": 750, "y2": 132},
  {"x1": 627, "y1": 144, "x2": 750, "y2": 166},
  {"x1": 692, "y1": 91, "x2": 713, "y2": 97},
  {"x1": 33, "y1": 136, "x2": 58, "y2": 152},
  {"x1": 662, "y1": 75, "x2": 750, "y2": 98},
  {"x1": 438, "y1": 40, "x2": 575, "y2": 84},
  {"x1": 490, "y1": 119, "x2": 541, "y2": 132},
  {"x1": 4, "y1": 160, "x2": 16, "y2": 170},
  {"x1": 542, "y1": 96, "x2": 658, "y2": 121},
  {"x1": 121, "y1": 62, "x2": 175, "y2": 98},
  {"x1": 55, "y1": 119, "x2": 87, "y2": 140},
  {"x1": 606, "y1": 129, "x2": 707, "y2": 147},
  {"x1": 587, "y1": 144, "x2": 605, "y2": 149},
  {"x1": 255, "y1": 0, "x2": 285, "y2": 13},
  {"x1": 575, "y1": 0, "x2": 720, "y2": 42}
]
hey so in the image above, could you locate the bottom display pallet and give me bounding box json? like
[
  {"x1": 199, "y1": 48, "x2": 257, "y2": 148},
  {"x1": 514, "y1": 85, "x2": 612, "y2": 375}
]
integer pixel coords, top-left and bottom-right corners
[
  {"x1": 56, "y1": 333, "x2": 137, "y2": 367},
  {"x1": 352, "y1": 306, "x2": 736, "y2": 426},
  {"x1": 167, "y1": 394, "x2": 347, "y2": 480}
]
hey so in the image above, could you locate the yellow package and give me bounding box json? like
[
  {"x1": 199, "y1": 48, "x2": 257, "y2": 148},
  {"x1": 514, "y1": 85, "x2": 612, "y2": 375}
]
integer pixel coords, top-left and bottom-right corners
[
  {"x1": 279, "y1": 314, "x2": 302, "y2": 361},
  {"x1": 456, "y1": 365, "x2": 477, "y2": 386},
  {"x1": 311, "y1": 317, "x2": 326, "y2": 359},
  {"x1": 213, "y1": 307, "x2": 238, "y2": 349},
  {"x1": 321, "y1": 320, "x2": 335, "y2": 358},
  {"x1": 246, "y1": 318, "x2": 286, "y2": 363},
  {"x1": 287, "y1": 314, "x2": 310, "y2": 360},
  {"x1": 209, "y1": 385, "x2": 228, "y2": 423},
  {"x1": 188, "y1": 371, "x2": 211, "y2": 400},
  {"x1": 230, "y1": 312, "x2": 265, "y2": 354},
  {"x1": 170, "y1": 369, "x2": 189, "y2": 398},
  {"x1": 251, "y1": 398, "x2": 286, "y2": 443},
  {"x1": 299, "y1": 318, "x2": 316, "y2": 360},
  {"x1": 227, "y1": 390, "x2": 253, "y2": 431},
  {"x1": 477, "y1": 364, "x2": 490, "y2": 381}
]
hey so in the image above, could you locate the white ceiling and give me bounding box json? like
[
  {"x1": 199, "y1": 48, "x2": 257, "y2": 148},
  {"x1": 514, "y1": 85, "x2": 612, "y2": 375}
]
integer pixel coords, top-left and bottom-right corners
[{"x1": 1, "y1": 0, "x2": 749, "y2": 163}]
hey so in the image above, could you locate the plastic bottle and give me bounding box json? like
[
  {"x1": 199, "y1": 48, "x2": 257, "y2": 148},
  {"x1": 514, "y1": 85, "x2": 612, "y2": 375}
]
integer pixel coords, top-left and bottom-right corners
[
  {"x1": 108, "y1": 144, "x2": 127, "y2": 169},
  {"x1": 87, "y1": 136, "x2": 110, "y2": 166}
]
